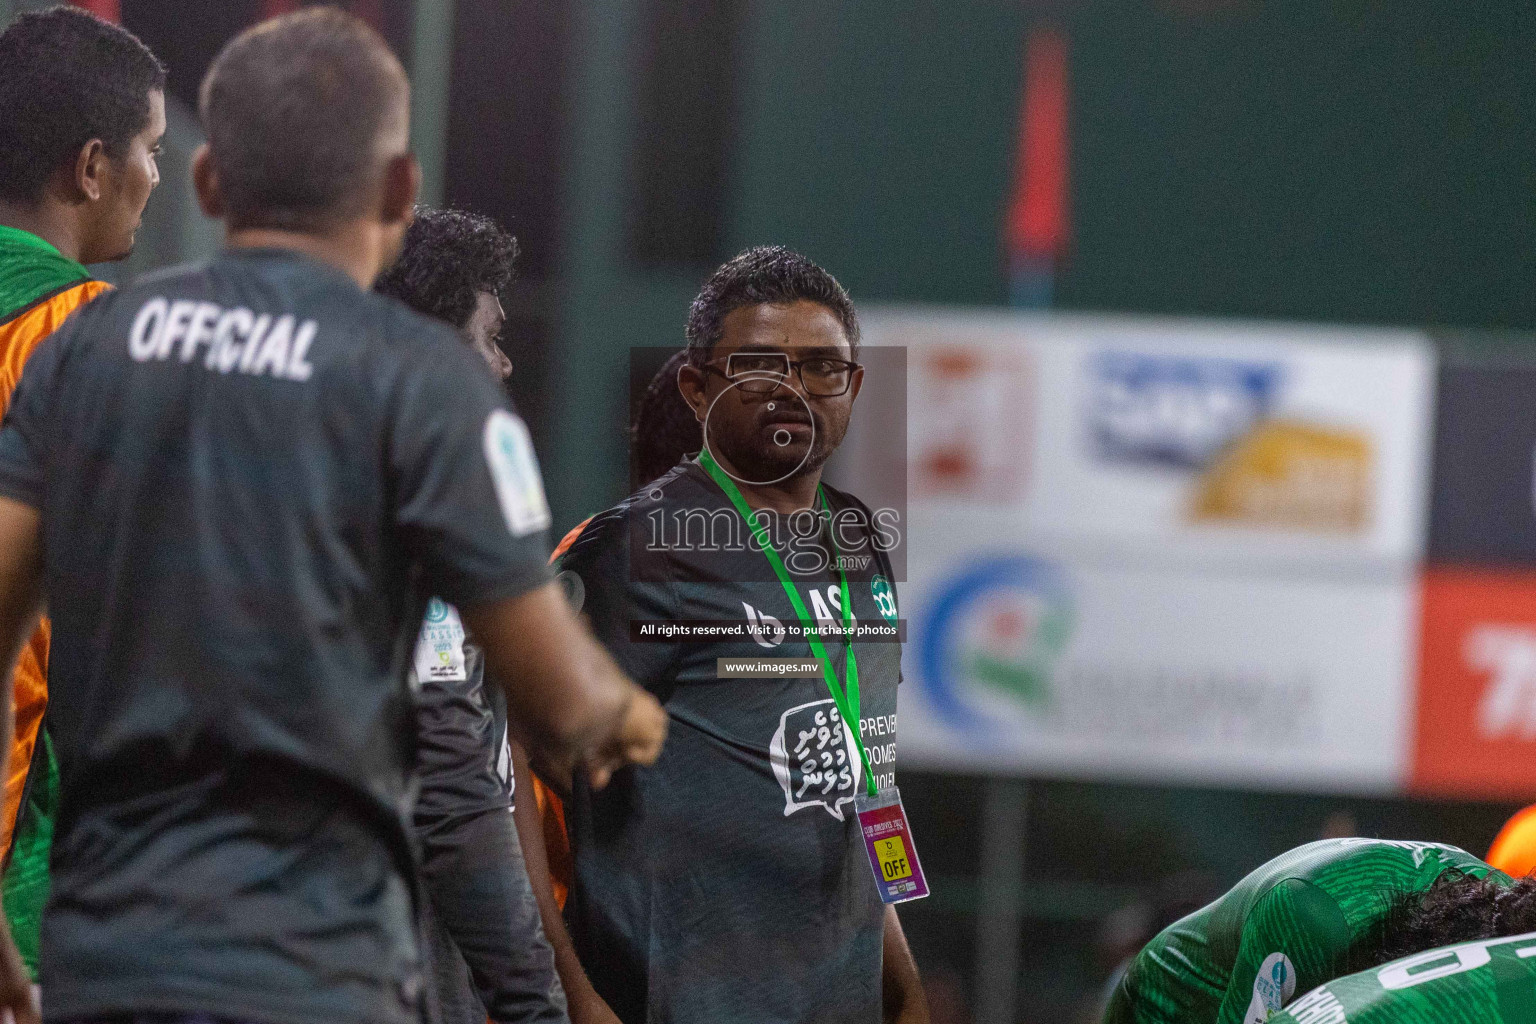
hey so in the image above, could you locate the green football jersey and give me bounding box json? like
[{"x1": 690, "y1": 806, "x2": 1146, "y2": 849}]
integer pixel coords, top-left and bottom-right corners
[
  {"x1": 1, "y1": 730, "x2": 56, "y2": 976},
  {"x1": 1103, "y1": 839, "x2": 1507, "y2": 1024},
  {"x1": 1268, "y1": 930, "x2": 1536, "y2": 1024}
]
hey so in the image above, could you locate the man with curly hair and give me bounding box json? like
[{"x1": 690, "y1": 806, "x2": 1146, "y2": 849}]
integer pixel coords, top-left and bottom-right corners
[
  {"x1": 376, "y1": 207, "x2": 568, "y2": 1024},
  {"x1": 375, "y1": 206, "x2": 515, "y2": 380}
]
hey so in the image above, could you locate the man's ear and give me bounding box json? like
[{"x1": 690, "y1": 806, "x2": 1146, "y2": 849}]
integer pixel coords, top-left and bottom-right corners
[
  {"x1": 677, "y1": 362, "x2": 709, "y2": 423},
  {"x1": 70, "y1": 139, "x2": 109, "y2": 203},
  {"x1": 847, "y1": 364, "x2": 864, "y2": 404},
  {"x1": 379, "y1": 153, "x2": 420, "y2": 227},
  {"x1": 191, "y1": 145, "x2": 225, "y2": 219}
]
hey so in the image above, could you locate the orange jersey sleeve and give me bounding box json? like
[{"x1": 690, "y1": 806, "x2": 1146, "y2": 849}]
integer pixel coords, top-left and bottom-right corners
[
  {"x1": 532, "y1": 775, "x2": 572, "y2": 911},
  {"x1": 0, "y1": 279, "x2": 109, "y2": 853},
  {"x1": 550, "y1": 517, "x2": 592, "y2": 562}
]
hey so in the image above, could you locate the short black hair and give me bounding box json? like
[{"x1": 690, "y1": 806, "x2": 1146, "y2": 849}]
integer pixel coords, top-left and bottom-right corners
[
  {"x1": 198, "y1": 8, "x2": 407, "y2": 231},
  {"x1": 1354, "y1": 871, "x2": 1536, "y2": 971},
  {"x1": 684, "y1": 246, "x2": 860, "y2": 367},
  {"x1": 374, "y1": 207, "x2": 519, "y2": 330},
  {"x1": 0, "y1": 6, "x2": 165, "y2": 205},
  {"x1": 630, "y1": 350, "x2": 702, "y2": 489}
]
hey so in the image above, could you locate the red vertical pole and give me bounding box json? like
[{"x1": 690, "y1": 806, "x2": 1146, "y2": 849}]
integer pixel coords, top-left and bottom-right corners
[
  {"x1": 1005, "y1": 25, "x2": 1071, "y2": 307},
  {"x1": 71, "y1": 0, "x2": 121, "y2": 23}
]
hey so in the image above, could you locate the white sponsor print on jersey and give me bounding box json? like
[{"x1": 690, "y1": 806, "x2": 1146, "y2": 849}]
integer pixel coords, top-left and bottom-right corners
[
  {"x1": 769, "y1": 698, "x2": 863, "y2": 821},
  {"x1": 127, "y1": 297, "x2": 315, "y2": 381},
  {"x1": 1280, "y1": 987, "x2": 1346, "y2": 1024},
  {"x1": 1377, "y1": 930, "x2": 1536, "y2": 991},
  {"x1": 556, "y1": 569, "x2": 586, "y2": 613},
  {"x1": 743, "y1": 602, "x2": 785, "y2": 648},
  {"x1": 484, "y1": 409, "x2": 551, "y2": 537},
  {"x1": 1464, "y1": 624, "x2": 1536, "y2": 740},
  {"x1": 414, "y1": 597, "x2": 468, "y2": 683},
  {"x1": 743, "y1": 585, "x2": 852, "y2": 650},
  {"x1": 1244, "y1": 952, "x2": 1296, "y2": 1023},
  {"x1": 497, "y1": 733, "x2": 513, "y2": 793}
]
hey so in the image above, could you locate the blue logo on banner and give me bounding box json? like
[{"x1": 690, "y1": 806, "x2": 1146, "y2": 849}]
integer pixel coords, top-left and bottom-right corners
[
  {"x1": 915, "y1": 555, "x2": 1074, "y2": 729},
  {"x1": 1085, "y1": 351, "x2": 1282, "y2": 469}
]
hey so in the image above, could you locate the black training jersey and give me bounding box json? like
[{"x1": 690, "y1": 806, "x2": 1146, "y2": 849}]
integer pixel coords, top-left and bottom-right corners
[
  {"x1": 410, "y1": 601, "x2": 569, "y2": 1023},
  {"x1": 412, "y1": 598, "x2": 514, "y2": 825},
  {"x1": 559, "y1": 459, "x2": 902, "y2": 1024},
  {"x1": 0, "y1": 249, "x2": 553, "y2": 1024}
]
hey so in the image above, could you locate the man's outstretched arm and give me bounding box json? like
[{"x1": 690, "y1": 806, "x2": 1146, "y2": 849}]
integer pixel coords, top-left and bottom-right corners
[
  {"x1": 0, "y1": 495, "x2": 44, "y2": 1024},
  {"x1": 462, "y1": 581, "x2": 666, "y2": 792}
]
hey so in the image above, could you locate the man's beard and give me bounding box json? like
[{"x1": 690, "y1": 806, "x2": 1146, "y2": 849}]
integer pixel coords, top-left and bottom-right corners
[{"x1": 715, "y1": 413, "x2": 847, "y2": 485}]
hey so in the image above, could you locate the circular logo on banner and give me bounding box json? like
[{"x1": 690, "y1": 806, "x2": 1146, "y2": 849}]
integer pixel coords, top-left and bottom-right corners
[
  {"x1": 425, "y1": 597, "x2": 450, "y2": 623},
  {"x1": 915, "y1": 555, "x2": 1074, "y2": 729},
  {"x1": 871, "y1": 575, "x2": 898, "y2": 624}
]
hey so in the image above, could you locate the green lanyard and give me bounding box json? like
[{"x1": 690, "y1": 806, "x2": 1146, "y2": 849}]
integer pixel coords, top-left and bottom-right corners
[{"x1": 698, "y1": 449, "x2": 877, "y2": 796}]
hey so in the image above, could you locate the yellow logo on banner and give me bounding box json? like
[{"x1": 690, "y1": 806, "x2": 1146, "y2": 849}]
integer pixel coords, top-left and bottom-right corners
[
  {"x1": 1189, "y1": 420, "x2": 1371, "y2": 533},
  {"x1": 876, "y1": 836, "x2": 913, "y2": 881}
]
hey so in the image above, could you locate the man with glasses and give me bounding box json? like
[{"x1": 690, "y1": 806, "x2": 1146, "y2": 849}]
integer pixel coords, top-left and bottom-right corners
[{"x1": 555, "y1": 247, "x2": 928, "y2": 1023}]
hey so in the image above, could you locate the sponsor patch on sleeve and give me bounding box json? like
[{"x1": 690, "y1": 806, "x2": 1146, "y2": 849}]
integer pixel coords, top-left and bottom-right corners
[
  {"x1": 1245, "y1": 952, "x2": 1297, "y2": 1023},
  {"x1": 483, "y1": 409, "x2": 552, "y2": 537},
  {"x1": 414, "y1": 598, "x2": 468, "y2": 683}
]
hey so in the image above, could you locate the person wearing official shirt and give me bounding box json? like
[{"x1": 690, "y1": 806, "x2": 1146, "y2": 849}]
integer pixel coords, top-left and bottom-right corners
[
  {"x1": 0, "y1": 12, "x2": 665, "y2": 1024},
  {"x1": 557, "y1": 246, "x2": 928, "y2": 1024}
]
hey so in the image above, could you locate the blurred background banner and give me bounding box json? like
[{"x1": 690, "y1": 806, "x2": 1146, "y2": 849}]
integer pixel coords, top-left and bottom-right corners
[
  {"x1": 846, "y1": 309, "x2": 1433, "y2": 794},
  {"x1": 1415, "y1": 569, "x2": 1536, "y2": 801},
  {"x1": 900, "y1": 541, "x2": 1415, "y2": 792},
  {"x1": 876, "y1": 312, "x2": 1437, "y2": 569}
]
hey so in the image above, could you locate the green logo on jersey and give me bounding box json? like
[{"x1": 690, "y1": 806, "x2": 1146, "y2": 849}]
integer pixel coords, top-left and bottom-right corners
[{"x1": 871, "y1": 575, "x2": 897, "y2": 624}]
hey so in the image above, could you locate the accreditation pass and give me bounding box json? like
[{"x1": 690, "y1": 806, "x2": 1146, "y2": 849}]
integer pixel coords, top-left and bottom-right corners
[{"x1": 855, "y1": 788, "x2": 929, "y2": 904}]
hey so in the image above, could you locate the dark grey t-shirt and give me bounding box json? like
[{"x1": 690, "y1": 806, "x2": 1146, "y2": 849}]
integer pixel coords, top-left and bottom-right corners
[
  {"x1": 412, "y1": 600, "x2": 513, "y2": 823},
  {"x1": 0, "y1": 249, "x2": 553, "y2": 1024},
  {"x1": 558, "y1": 461, "x2": 902, "y2": 1024},
  {"x1": 411, "y1": 604, "x2": 569, "y2": 1024}
]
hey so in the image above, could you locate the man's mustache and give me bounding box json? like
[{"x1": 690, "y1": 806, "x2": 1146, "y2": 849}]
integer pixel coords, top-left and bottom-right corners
[{"x1": 755, "y1": 406, "x2": 815, "y2": 429}]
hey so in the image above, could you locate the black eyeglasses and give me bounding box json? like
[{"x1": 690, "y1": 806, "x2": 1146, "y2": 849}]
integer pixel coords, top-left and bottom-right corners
[{"x1": 703, "y1": 352, "x2": 860, "y2": 397}]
